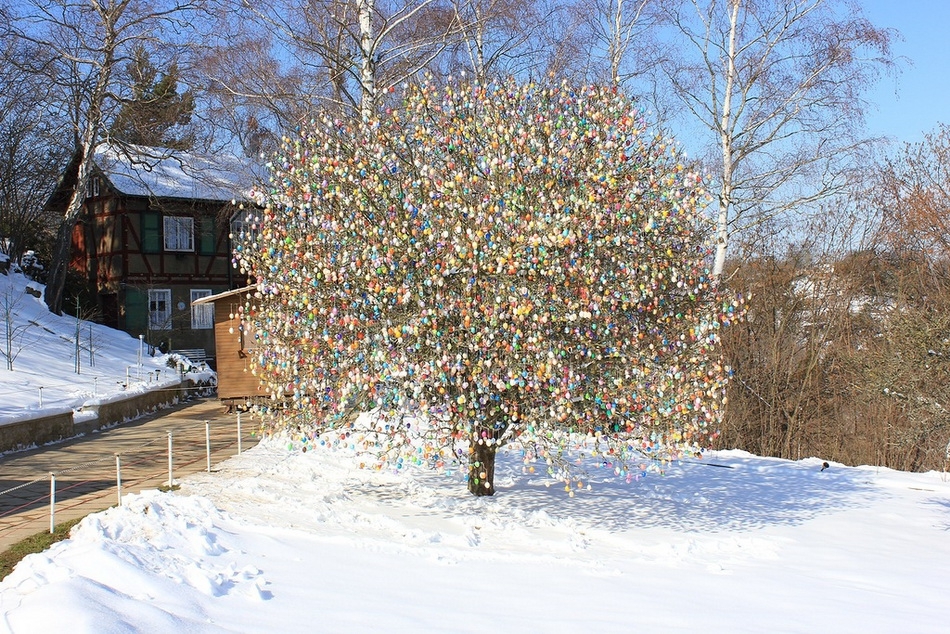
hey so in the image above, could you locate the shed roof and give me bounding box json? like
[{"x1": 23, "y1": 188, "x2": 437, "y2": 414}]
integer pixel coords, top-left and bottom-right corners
[{"x1": 191, "y1": 286, "x2": 258, "y2": 305}]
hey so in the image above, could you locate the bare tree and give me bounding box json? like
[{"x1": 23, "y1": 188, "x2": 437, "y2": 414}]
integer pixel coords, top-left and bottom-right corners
[
  {"x1": 225, "y1": 0, "x2": 462, "y2": 122},
  {"x1": 654, "y1": 0, "x2": 896, "y2": 278},
  {"x1": 436, "y1": 0, "x2": 555, "y2": 82},
  {"x1": 565, "y1": 0, "x2": 659, "y2": 88},
  {"x1": 0, "y1": 284, "x2": 42, "y2": 372},
  {"x1": 6, "y1": 0, "x2": 205, "y2": 315},
  {"x1": 0, "y1": 40, "x2": 69, "y2": 264},
  {"x1": 200, "y1": 0, "x2": 577, "y2": 152},
  {"x1": 873, "y1": 123, "x2": 950, "y2": 258},
  {"x1": 195, "y1": 7, "x2": 310, "y2": 158}
]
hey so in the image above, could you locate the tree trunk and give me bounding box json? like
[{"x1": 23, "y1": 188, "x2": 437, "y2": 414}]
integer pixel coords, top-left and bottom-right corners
[
  {"x1": 357, "y1": 0, "x2": 377, "y2": 121},
  {"x1": 3, "y1": 299, "x2": 13, "y2": 371},
  {"x1": 41, "y1": 0, "x2": 123, "y2": 314},
  {"x1": 712, "y1": 0, "x2": 740, "y2": 281},
  {"x1": 467, "y1": 429, "x2": 497, "y2": 497},
  {"x1": 609, "y1": 0, "x2": 625, "y2": 87},
  {"x1": 44, "y1": 215, "x2": 78, "y2": 315},
  {"x1": 44, "y1": 149, "x2": 95, "y2": 315}
]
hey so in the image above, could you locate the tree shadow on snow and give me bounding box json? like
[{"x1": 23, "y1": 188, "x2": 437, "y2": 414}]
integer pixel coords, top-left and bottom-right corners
[
  {"x1": 485, "y1": 451, "x2": 878, "y2": 533},
  {"x1": 925, "y1": 497, "x2": 950, "y2": 532}
]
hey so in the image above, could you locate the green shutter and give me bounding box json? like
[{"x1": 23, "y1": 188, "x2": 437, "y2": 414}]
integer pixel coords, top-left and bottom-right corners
[
  {"x1": 199, "y1": 216, "x2": 216, "y2": 255},
  {"x1": 125, "y1": 287, "x2": 147, "y2": 331},
  {"x1": 142, "y1": 212, "x2": 160, "y2": 253}
]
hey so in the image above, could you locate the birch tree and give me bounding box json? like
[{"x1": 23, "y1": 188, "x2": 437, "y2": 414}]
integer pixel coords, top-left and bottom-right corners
[
  {"x1": 438, "y1": 0, "x2": 555, "y2": 82},
  {"x1": 655, "y1": 0, "x2": 895, "y2": 277},
  {"x1": 231, "y1": 0, "x2": 461, "y2": 121},
  {"x1": 569, "y1": 0, "x2": 658, "y2": 88}
]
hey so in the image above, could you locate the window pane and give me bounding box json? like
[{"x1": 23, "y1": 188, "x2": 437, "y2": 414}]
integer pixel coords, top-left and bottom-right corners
[
  {"x1": 148, "y1": 289, "x2": 172, "y2": 330},
  {"x1": 191, "y1": 289, "x2": 213, "y2": 329},
  {"x1": 164, "y1": 216, "x2": 194, "y2": 251}
]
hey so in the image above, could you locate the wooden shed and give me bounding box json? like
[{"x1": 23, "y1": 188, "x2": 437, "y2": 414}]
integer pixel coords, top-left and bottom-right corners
[{"x1": 192, "y1": 286, "x2": 266, "y2": 407}]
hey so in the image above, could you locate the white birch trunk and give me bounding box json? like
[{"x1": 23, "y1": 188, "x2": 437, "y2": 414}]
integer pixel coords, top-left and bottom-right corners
[
  {"x1": 358, "y1": 0, "x2": 377, "y2": 121},
  {"x1": 45, "y1": 51, "x2": 115, "y2": 314},
  {"x1": 610, "y1": 0, "x2": 624, "y2": 86},
  {"x1": 712, "y1": 0, "x2": 740, "y2": 280}
]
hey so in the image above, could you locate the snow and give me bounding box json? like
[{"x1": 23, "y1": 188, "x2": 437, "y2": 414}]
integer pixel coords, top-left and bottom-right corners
[
  {"x1": 2, "y1": 271, "x2": 950, "y2": 632},
  {"x1": 3, "y1": 443, "x2": 950, "y2": 632},
  {"x1": 94, "y1": 143, "x2": 258, "y2": 203},
  {"x1": 0, "y1": 271, "x2": 210, "y2": 429}
]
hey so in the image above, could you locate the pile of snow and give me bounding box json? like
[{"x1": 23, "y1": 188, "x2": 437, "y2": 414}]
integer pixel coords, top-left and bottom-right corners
[
  {"x1": 3, "y1": 438, "x2": 950, "y2": 632},
  {"x1": 0, "y1": 271, "x2": 211, "y2": 429}
]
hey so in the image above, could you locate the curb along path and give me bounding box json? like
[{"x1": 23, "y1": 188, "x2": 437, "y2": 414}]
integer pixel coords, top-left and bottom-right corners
[{"x1": 0, "y1": 397, "x2": 259, "y2": 551}]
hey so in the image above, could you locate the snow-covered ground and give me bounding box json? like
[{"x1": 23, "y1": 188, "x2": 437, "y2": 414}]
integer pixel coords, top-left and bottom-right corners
[
  {"x1": 2, "y1": 437, "x2": 950, "y2": 631},
  {"x1": 2, "y1": 270, "x2": 950, "y2": 632},
  {"x1": 0, "y1": 271, "x2": 209, "y2": 429}
]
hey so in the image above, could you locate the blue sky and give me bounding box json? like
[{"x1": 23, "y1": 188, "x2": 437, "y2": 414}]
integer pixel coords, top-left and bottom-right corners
[{"x1": 860, "y1": 0, "x2": 949, "y2": 144}]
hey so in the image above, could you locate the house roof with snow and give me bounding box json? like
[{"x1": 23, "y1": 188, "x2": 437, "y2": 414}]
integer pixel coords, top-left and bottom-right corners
[
  {"x1": 46, "y1": 142, "x2": 263, "y2": 212},
  {"x1": 93, "y1": 143, "x2": 260, "y2": 203}
]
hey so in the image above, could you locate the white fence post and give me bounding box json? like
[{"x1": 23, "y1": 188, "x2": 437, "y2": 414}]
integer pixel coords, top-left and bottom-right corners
[
  {"x1": 167, "y1": 431, "x2": 173, "y2": 488},
  {"x1": 205, "y1": 421, "x2": 211, "y2": 472},
  {"x1": 115, "y1": 454, "x2": 122, "y2": 506},
  {"x1": 237, "y1": 412, "x2": 243, "y2": 455},
  {"x1": 49, "y1": 473, "x2": 56, "y2": 534},
  {"x1": 38, "y1": 387, "x2": 43, "y2": 408}
]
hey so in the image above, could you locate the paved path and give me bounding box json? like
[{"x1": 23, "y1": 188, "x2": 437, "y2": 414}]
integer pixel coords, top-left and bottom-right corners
[{"x1": 0, "y1": 397, "x2": 258, "y2": 551}]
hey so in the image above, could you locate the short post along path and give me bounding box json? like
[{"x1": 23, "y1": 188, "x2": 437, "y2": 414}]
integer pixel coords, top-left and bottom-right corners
[{"x1": 0, "y1": 397, "x2": 257, "y2": 550}]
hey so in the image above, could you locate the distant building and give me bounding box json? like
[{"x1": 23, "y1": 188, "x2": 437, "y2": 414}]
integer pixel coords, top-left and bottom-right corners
[{"x1": 46, "y1": 143, "x2": 259, "y2": 366}]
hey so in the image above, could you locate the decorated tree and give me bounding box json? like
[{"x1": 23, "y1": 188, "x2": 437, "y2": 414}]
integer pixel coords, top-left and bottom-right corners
[{"x1": 234, "y1": 77, "x2": 743, "y2": 496}]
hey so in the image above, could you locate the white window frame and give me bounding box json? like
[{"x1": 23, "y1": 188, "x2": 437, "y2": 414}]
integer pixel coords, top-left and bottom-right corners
[
  {"x1": 229, "y1": 218, "x2": 245, "y2": 240},
  {"x1": 163, "y1": 215, "x2": 194, "y2": 252},
  {"x1": 191, "y1": 289, "x2": 214, "y2": 330},
  {"x1": 230, "y1": 209, "x2": 260, "y2": 244},
  {"x1": 148, "y1": 289, "x2": 172, "y2": 331}
]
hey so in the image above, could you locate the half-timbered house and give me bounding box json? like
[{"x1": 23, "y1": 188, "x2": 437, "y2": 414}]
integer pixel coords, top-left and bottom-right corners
[{"x1": 46, "y1": 143, "x2": 258, "y2": 366}]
